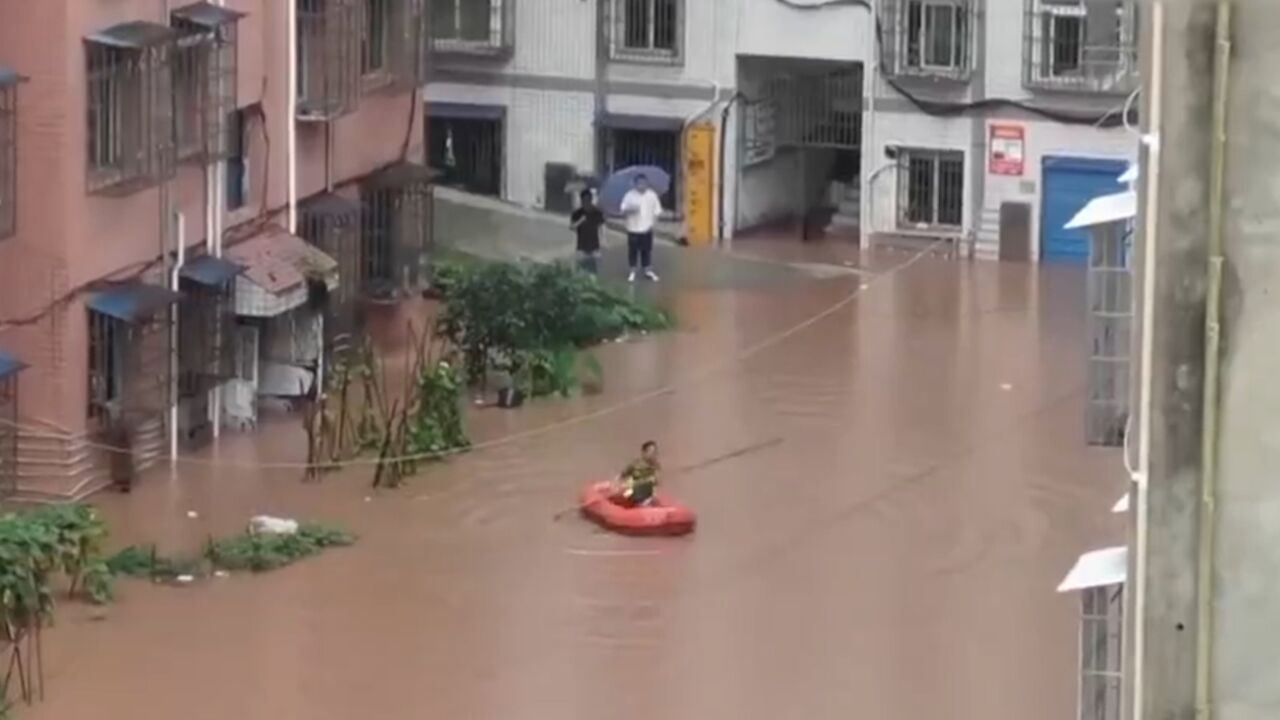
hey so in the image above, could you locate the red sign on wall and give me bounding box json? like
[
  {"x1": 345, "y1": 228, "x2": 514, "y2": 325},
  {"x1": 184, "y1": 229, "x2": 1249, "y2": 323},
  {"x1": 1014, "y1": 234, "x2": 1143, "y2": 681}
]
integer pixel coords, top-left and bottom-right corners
[{"x1": 988, "y1": 123, "x2": 1026, "y2": 176}]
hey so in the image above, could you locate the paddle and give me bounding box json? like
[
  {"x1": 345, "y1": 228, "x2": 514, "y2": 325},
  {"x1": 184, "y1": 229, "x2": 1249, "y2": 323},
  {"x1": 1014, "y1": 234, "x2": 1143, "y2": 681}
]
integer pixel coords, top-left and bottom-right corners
[{"x1": 552, "y1": 437, "x2": 784, "y2": 522}]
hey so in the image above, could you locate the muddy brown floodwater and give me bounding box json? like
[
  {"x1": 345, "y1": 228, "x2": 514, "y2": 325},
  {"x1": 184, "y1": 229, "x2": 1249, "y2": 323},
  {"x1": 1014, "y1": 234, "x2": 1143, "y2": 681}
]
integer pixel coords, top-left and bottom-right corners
[{"x1": 24, "y1": 244, "x2": 1124, "y2": 720}]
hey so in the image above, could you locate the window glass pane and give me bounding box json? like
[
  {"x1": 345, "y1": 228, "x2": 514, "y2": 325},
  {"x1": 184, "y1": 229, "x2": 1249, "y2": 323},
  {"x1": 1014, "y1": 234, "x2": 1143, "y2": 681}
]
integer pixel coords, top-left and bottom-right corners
[
  {"x1": 923, "y1": 5, "x2": 955, "y2": 67},
  {"x1": 623, "y1": 0, "x2": 651, "y2": 49}
]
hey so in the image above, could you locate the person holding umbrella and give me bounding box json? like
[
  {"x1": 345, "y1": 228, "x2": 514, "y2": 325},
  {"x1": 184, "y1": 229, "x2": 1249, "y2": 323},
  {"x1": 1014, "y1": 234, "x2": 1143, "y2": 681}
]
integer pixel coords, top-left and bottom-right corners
[{"x1": 620, "y1": 174, "x2": 663, "y2": 282}]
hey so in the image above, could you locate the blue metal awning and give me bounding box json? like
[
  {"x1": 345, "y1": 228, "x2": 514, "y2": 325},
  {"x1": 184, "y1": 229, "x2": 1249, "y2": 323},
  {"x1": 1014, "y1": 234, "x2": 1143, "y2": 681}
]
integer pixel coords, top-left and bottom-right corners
[
  {"x1": 181, "y1": 255, "x2": 245, "y2": 287},
  {"x1": 87, "y1": 282, "x2": 182, "y2": 322},
  {"x1": 0, "y1": 351, "x2": 26, "y2": 380},
  {"x1": 429, "y1": 102, "x2": 506, "y2": 121},
  {"x1": 0, "y1": 66, "x2": 23, "y2": 87}
]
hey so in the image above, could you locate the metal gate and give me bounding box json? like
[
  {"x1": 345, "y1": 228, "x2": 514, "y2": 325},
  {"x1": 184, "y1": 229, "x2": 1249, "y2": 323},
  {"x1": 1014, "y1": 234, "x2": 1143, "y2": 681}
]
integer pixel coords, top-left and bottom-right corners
[
  {"x1": 603, "y1": 127, "x2": 680, "y2": 211},
  {"x1": 429, "y1": 113, "x2": 503, "y2": 197},
  {"x1": 1041, "y1": 156, "x2": 1127, "y2": 263},
  {"x1": 767, "y1": 67, "x2": 862, "y2": 150}
]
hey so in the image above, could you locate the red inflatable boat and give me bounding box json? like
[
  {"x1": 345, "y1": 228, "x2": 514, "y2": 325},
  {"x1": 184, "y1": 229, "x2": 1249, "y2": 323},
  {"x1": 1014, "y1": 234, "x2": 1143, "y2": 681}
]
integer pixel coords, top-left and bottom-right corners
[{"x1": 579, "y1": 481, "x2": 697, "y2": 536}]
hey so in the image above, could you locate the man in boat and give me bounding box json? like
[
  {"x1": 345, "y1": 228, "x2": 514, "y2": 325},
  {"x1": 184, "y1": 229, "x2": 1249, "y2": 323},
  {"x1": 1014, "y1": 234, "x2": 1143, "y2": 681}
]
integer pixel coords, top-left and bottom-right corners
[{"x1": 617, "y1": 441, "x2": 661, "y2": 506}]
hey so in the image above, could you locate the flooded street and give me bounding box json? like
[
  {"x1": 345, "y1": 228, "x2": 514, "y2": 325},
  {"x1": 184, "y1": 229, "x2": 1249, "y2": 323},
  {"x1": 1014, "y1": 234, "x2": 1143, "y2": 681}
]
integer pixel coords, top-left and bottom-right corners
[{"x1": 25, "y1": 245, "x2": 1123, "y2": 720}]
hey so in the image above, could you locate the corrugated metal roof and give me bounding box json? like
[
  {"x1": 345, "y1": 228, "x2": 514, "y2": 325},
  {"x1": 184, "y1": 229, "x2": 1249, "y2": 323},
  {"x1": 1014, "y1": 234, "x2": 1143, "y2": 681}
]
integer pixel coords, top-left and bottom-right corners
[
  {"x1": 87, "y1": 282, "x2": 182, "y2": 322},
  {"x1": 171, "y1": 1, "x2": 247, "y2": 27},
  {"x1": 181, "y1": 255, "x2": 245, "y2": 286},
  {"x1": 1057, "y1": 546, "x2": 1128, "y2": 592},
  {"x1": 1064, "y1": 190, "x2": 1137, "y2": 230},
  {"x1": 226, "y1": 227, "x2": 338, "y2": 295},
  {"x1": 302, "y1": 192, "x2": 362, "y2": 220},
  {"x1": 0, "y1": 351, "x2": 27, "y2": 380},
  {"x1": 365, "y1": 161, "x2": 439, "y2": 190},
  {"x1": 86, "y1": 21, "x2": 178, "y2": 49}
]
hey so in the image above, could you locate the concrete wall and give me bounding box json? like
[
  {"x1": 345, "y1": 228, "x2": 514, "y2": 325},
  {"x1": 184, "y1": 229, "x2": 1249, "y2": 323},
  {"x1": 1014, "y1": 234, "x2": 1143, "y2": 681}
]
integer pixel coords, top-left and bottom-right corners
[{"x1": 0, "y1": 0, "x2": 421, "y2": 436}]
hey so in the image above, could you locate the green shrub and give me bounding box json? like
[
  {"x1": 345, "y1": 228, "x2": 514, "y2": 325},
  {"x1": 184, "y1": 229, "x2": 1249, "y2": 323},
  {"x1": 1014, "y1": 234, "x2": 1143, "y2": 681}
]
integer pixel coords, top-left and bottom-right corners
[
  {"x1": 433, "y1": 259, "x2": 671, "y2": 396},
  {"x1": 204, "y1": 524, "x2": 356, "y2": 573}
]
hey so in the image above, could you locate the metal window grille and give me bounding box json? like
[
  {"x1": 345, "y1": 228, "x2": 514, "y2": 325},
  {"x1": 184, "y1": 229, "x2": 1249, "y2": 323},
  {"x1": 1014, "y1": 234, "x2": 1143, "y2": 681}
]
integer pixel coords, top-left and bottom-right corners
[
  {"x1": 360, "y1": 162, "x2": 434, "y2": 299},
  {"x1": 609, "y1": 0, "x2": 681, "y2": 63},
  {"x1": 767, "y1": 69, "x2": 862, "y2": 150},
  {"x1": 177, "y1": 279, "x2": 233, "y2": 400},
  {"x1": 301, "y1": 194, "x2": 363, "y2": 352},
  {"x1": 88, "y1": 310, "x2": 172, "y2": 428},
  {"x1": 0, "y1": 370, "x2": 19, "y2": 499},
  {"x1": 883, "y1": 0, "x2": 974, "y2": 80},
  {"x1": 897, "y1": 148, "x2": 964, "y2": 229},
  {"x1": 430, "y1": 0, "x2": 507, "y2": 52},
  {"x1": 362, "y1": 0, "x2": 424, "y2": 89},
  {"x1": 1024, "y1": 0, "x2": 1139, "y2": 94},
  {"x1": 226, "y1": 108, "x2": 249, "y2": 209},
  {"x1": 1086, "y1": 221, "x2": 1131, "y2": 446},
  {"x1": 428, "y1": 116, "x2": 503, "y2": 196},
  {"x1": 741, "y1": 98, "x2": 778, "y2": 167},
  {"x1": 171, "y1": 4, "x2": 243, "y2": 164},
  {"x1": 0, "y1": 72, "x2": 17, "y2": 241},
  {"x1": 85, "y1": 23, "x2": 178, "y2": 195},
  {"x1": 298, "y1": 0, "x2": 363, "y2": 121},
  {"x1": 1079, "y1": 584, "x2": 1124, "y2": 720},
  {"x1": 603, "y1": 127, "x2": 679, "y2": 211}
]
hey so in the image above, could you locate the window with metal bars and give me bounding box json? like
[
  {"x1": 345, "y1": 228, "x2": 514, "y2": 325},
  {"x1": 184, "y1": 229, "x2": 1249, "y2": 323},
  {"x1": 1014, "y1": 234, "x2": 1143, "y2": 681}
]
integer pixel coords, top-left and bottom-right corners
[
  {"x1": 171, "y1": 4, "x2": 243, "y2": 163},
  {"x1": 428, "y1": 116, "x2": 503, "y2": 197},
  {"x1": 431, "y1": 0, "x2": 506, "y2": 51},
  {"x1": 0, "y1": 71, "x2": 17, "y2": 240},
  {"x1": 897, "y1": 148, "x2": 964, "y2": 230},
  {"x1": 0, "y1": 364, "x2": 19, "y2": 499},
  {"x1": 1025, "y1": 0, "x2": 1138, "y2": 94},
  {"x1": 899, "y1": 0, "x2": 971, "y2": 77},
  {"x1": 300, "y1": 194, "x2": 363, "y2": 350},
  {"x1": 603, "y1": 128, "x2": 679, "y2": 212},
  {"x1": 360, "y1": 163, "x2": 434, "y2": 299},
  {"x1": 85, "y1": 23, "x2": 178, "y2": 195},
  {"x1": 611, "y1": 0, "x2": 680, "y2": 62},
  {"x1": 177, "y1": 279, "x2": 233, "y2": 400},
  {"x1": 1079, "y1": 584, "x2": 1124, "y2": 720},
  {"x1": 297, "y1": 0, "x2": 363, "y2": 120},
  {"x1": 226, "y1": 108, "x2": 249, "y2": 210},
  {"x1": 87, "y1": 311, "x2": 171, "y2": 427},
  {"x1": 362, "y1": 0, "x2": 425, "y2": 90}
]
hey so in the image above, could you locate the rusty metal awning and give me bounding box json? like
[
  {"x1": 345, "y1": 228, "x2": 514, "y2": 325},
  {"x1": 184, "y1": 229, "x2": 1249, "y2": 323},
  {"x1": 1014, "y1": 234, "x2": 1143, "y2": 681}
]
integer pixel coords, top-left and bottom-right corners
[
  {"x1": 597, "y1": 112, "x2": 685, "y2": 132},
  {"x1": 364, "y1": 161, "x2": 440, "y2": 190},
  {"x1": 86, "y1": 21, "x2": 180, "y2": 49},
  {"x1": 0, "y1": 351, "x2": 26, "y2": 380},
  {"x1": 171, "y1": 1, "x2": 247, "y2": 28},
  {"x1": 302, "y1": 192, "x2": 362, "y2": 219},
  {"x1": 181, "y1": 255, "x2": 245, "y2": 287},
  {"x1": 87, "y1": 281, "x2": 182, "y2": 322},
  {"x1": 0, "y1": 66, "x2": 24, "y2": 87},
  {"x1": 226, "y1": 227, "x2": 338, "y2": 295}
]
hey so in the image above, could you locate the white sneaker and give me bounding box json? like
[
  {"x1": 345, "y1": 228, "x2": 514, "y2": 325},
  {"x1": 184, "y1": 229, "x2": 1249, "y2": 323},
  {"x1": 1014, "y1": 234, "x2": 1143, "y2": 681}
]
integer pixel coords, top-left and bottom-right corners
[
  {"x1": 628, "y1": 270, "x2": 637, "y2": 283},
  {"x1": 644, "y1": 269, "x2": 660, "y2": 282}
]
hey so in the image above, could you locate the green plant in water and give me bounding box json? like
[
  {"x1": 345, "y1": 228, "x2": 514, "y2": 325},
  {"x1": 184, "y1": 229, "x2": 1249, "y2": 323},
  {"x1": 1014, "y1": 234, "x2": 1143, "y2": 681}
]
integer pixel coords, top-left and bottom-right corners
[
  {"x1": 204, "y1": 524, "x2": 356, "y2": 574},
  {"x1": 406, "y1": 360, "x2": 469, "y2": 460}
]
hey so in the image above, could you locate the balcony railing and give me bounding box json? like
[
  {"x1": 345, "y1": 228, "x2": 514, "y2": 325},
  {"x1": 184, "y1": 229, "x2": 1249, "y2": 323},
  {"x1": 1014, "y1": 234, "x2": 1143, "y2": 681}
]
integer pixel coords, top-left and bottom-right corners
[
  {"x1": 430, "y1": 0, "x2": 511, "y2": 58},
  {"x1": 881, "y1": 0, "x2": 975, "y2": 83},
  {"x1": 1024, "y1": 0, "x2": 1139, "y2": 95}
]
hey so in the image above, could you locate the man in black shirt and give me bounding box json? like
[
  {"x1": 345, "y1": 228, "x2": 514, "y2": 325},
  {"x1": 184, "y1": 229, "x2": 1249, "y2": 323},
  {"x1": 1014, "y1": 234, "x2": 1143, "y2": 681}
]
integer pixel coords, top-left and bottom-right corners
[{"x1": 570, "y1": 189, "x2": 604, "y2": 274}]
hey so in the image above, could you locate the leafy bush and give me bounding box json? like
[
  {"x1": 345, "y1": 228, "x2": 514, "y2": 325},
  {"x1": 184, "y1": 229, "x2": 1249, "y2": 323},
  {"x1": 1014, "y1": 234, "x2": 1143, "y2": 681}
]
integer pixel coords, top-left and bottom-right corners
[
  {"x1": 433, "y1": 259, "x2": 671, "y2": 396},
  {"x1": 204, "y1": 523, "x2": 356, "y2": 573},
  {"x1": 406, "y1": 360, "x2": 470, "y2": 457}
]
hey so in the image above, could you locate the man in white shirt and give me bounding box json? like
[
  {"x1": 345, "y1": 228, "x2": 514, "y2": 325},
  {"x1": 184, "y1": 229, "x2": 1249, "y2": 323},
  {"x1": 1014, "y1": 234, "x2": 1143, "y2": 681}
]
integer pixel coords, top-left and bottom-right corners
[{"x1": 619, "y1": 174, "x2": 663, "y2": 282}]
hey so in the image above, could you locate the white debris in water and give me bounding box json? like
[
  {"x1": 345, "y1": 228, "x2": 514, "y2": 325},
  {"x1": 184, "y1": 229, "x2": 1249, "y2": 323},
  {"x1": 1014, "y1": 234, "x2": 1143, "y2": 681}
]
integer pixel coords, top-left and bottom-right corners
[
  {"x1": 186, "y1": 511, "x2": 199, "y2": 519},
  {"x1": 248, "y1": 515, "x2": 299, "y2": 536},
  {"x1": 176, "y1": 575, "x2": 195, "y2": 584},
  {"x1": 1000, "y1": 383, "x2": 1014, "y2": 391},
  {"x1": 214, "y1": 570, "x2": 230, "y2": 579}
]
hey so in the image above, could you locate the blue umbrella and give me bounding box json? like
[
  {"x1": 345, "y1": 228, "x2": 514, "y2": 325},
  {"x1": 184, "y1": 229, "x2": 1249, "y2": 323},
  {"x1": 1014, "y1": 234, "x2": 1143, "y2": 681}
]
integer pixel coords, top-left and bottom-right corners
[{"x1": 598, "y1": 165, "x2": 672, "y2": 216}]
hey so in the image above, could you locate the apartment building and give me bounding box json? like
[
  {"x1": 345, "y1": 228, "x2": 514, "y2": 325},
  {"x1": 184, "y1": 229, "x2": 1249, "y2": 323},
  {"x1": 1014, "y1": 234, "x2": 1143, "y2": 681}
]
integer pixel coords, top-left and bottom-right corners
[
  {"x1": 426, "y1": 0, "x2": 1138, "y2": 261},
  {"x1": 0, "y1": 0, "x2": 430, "y2": 500}
]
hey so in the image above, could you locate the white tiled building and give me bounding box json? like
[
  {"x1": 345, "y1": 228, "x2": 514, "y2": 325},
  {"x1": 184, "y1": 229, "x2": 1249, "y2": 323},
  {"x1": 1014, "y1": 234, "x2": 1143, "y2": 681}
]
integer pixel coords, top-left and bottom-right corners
[{"x1": 425, "y1": 0, "x2": 1139, "y2": 263}]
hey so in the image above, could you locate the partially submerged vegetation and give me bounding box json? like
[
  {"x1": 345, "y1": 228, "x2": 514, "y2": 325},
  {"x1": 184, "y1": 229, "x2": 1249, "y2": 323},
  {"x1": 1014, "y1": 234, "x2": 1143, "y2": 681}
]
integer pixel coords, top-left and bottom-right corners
[{"x1": 433, "y1": 259, "x2": 672, "y2": 398}]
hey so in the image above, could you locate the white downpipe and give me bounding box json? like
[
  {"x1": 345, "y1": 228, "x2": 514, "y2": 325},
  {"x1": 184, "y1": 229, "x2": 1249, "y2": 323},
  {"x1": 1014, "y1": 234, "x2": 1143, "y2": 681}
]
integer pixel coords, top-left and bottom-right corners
[
  {"x1": 1131, "y1": 4, "x2": 1164, "y2": 720},
  {"x1": 170, "y1": 212, "x2": 186, "y2": 462},
  {"x1": 860, "y1": 0, "x2": 878, "y2": 249},
  {"x1": 286, "y1": 0, "x2": 299, "y2": 234}
]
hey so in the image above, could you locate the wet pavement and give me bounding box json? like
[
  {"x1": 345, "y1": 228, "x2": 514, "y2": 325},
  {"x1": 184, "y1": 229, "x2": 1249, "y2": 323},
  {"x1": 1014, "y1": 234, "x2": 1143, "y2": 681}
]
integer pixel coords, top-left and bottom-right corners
[{"x1": 24, "y1": 237, "x2": 1125, "y2": 720}]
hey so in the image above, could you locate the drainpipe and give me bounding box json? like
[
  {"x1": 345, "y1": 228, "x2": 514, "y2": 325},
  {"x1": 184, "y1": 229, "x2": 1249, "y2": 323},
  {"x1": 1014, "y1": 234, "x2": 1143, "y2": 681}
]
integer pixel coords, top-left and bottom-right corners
[
  {"x1": 210, "y1": 0, "x2": 227, "y2": 440},
  {"x1": 1195, "y1": 5, "x2": 1231, "y2": 720},
  {"x1": 860, "y1": 0, "x2": 878, "y2": 249},
  {"x1": 1131, "y1": 3, "x2": 1165, "y2": 720},
  {"x1": 593, "y1": 0, "x2": 608, "y2": 176},
  {"x1": 170, "y1": 212, "x2": 186, "y2": 462},
  {"x1": 286, "y1": 0, "x2": 299, "y2": 233}
]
